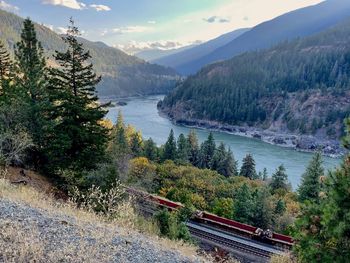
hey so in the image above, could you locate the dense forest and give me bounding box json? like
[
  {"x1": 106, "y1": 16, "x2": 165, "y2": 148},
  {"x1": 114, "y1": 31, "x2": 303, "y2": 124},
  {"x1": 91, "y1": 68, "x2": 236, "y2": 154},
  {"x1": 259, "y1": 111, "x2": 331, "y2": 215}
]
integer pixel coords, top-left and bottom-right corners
[
  {"x1": 159, "y1": 18, "x2": 350, "y2": 139},
  {"x1": 0, "y1": 9, "x2": 178, "y2": 97},
  {"x1": 1, "y1": 17, "x2": 350, "y2": 262}
]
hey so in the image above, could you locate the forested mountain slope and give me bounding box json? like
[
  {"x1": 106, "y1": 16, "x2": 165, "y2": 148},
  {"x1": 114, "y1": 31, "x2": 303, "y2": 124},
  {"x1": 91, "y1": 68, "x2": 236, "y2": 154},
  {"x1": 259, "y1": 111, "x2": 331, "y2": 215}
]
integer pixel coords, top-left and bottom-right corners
[
  {"x1": 152, "y1": 28, "x2": 250, "y2": 75},
  {"x1": 0, "y1": 9, "x2": 178, "y2": 97},
  {"x1": 178, "y1": 0, "x2": 350, "y2": 75},
  {"x1": 159, "y1": 18, "x2": 350, "y2": 153}
]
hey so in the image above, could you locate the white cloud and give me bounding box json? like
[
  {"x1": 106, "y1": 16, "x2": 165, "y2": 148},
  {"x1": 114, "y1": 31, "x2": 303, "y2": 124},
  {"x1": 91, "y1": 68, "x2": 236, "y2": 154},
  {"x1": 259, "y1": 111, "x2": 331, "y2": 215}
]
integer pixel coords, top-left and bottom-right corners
[
  {"x1": 115, "y1": 40, "x2": 202, "y2": 54},
  {"x1": 55, "y1": 26, "x2": 68, "y2": 34},
  {"x1": 42, "y1": 0, "x2": 86, "y2": 10},
  {"x1": 147, "y1": 21, "x2": 156, "y2": 24},
  {"x1": 0, "y1": 0, "x2": 19, "y2": 12},
  {"x1": 90, "y1": 4, "x2": 111, "y2": 12},
  {"x1": 112, "y1": 26, "x2": 152, "y2": 34}
]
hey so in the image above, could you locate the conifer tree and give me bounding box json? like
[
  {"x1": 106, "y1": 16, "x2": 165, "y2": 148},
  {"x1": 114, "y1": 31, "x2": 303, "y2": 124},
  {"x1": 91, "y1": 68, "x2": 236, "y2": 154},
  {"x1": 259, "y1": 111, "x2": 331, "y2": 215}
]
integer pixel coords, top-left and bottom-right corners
[
  {"x1": 14, "y1": 18, "x2": 51, "y2": 166},
  {"x1": 130, "y1": 132, "x2": 143, "y2": 157},
  {"x1": 143, "y1": 138, "x2": 157, "y2": 161},
  {"x1": 223, "y1": 148, "x2": 238, "y2": 177},
  {"x1": 163, "y1": 129, "x2": 177, "y2": 161},
  {"x1": 239, "y1": 154, "x2": 257, "y2": 179},
  {"x1": 200, "y1": 132, "x2": 216, "y2": 168},
  {"x1": 177, "y1": 133, "x2": 189, "y2": 164},
  {"x1": 262, "y1": 168, "x2": 268, "y2": 181},
  {"x1": 298, "y1": 152, "x2": 324, "y2": 203},
  {"x1": 47, "y1": 19, "x2": 108, "y2": 172},
  {"x1": 233, "y1": 183, "x2": 253, "y2": 224},
  {"x1": 270, "y1": 165, "x2": 289, "y2": 192},
  {"x1": 187, "y1": 130, "x2": 200, "y2": 166},
  {"x1": 274, "y1": 199, "x2": 286, "y2": 215},
  {"x1": 212, "y1": 143, "x2": 237, "y2": 177},
  {"x1": 252, "y1": 187, "x2": 273, "y2": 229}
]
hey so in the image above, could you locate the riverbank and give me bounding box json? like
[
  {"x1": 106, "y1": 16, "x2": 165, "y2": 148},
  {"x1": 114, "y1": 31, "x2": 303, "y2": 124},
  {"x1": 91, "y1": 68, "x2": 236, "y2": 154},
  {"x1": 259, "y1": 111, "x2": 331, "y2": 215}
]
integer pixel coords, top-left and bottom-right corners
[{"x1": 159, "y1": 112, "x2": 345, "y2": 158}]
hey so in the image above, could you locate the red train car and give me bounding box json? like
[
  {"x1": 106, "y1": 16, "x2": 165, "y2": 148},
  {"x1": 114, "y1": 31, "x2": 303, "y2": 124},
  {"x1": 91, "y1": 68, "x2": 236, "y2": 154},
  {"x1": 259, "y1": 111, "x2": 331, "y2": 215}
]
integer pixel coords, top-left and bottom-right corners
[
  {"x1": 270, "y1": 233, "x2": 293, "y2": 246},
  {"x1": 150, "y1": 195, "x2": 184, "y2": 210},
  {"x1": 200, "y1": 212, "x2": 258, "y2": 235}
]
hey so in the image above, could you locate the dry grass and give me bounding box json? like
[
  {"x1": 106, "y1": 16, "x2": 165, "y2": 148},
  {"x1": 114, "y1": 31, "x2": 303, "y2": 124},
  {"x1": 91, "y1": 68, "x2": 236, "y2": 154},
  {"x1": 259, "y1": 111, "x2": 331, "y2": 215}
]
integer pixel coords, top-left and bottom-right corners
[
  {"x1": 0, "y1": 170, "x2": 204, "y2": 262},
  {"x1": 270, "y1": 253, "x2": 294, "y2": 263}
]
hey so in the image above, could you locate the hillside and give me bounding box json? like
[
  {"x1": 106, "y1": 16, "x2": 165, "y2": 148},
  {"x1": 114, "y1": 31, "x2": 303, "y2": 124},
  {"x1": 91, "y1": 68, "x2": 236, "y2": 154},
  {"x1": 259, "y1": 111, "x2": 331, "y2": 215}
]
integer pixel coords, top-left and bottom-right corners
[
  {"x1": 135, "y1": 44, "x2": 197, "y2": 61},
  {"x1": 152, "y1": 28, "x2": 250, "y2": 75},
  {"x1": 0, "y1": 173, "x2": 203, "y2": 263},
  {"x1": 0, "y1": 9, "x2": 179, "y2": 97},
  {"x1": 159, "y1": 18, "x2": 350, "y2": 155},
  {"x1": 177, "y1": 0, "x2": 350, "y2": 75}
]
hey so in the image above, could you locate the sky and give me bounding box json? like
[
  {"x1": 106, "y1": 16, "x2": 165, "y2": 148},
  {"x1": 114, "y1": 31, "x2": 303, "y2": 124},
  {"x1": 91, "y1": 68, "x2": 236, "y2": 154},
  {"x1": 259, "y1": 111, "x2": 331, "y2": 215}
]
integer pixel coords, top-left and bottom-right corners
[{"x1": 0, "y1": 0, "x2": 325, "y2": 54}]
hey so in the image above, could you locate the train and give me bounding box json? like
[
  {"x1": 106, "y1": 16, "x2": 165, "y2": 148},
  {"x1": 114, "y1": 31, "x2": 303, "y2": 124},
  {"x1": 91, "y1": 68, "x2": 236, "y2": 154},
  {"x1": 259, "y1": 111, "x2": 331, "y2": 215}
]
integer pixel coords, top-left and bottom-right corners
[{"x1": 148, "y1": 193, "x2": 294, "y2": 248}]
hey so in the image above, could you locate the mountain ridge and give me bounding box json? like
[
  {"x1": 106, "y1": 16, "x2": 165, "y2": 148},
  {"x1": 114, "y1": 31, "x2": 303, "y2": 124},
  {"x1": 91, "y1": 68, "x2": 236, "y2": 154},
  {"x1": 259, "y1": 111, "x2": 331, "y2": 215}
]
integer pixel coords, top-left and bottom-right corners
[{"x1": 0, "y1": 9, "x2": 179, "y2": 97}]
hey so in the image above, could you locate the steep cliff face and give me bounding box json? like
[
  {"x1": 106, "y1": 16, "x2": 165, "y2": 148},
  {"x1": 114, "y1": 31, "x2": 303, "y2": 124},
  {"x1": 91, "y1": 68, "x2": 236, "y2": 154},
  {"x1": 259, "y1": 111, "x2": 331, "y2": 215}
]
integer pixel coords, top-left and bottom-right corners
[{"x1": 0, "y1": 10, "x2": 179, "y2": 97}]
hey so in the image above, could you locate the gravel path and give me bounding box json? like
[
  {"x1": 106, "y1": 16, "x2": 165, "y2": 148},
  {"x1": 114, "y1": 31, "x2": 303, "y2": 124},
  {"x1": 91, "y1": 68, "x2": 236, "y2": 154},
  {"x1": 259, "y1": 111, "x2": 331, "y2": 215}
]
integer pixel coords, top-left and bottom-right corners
[{"x1": 0, "y1": 198, "x2": 203, "y2": 263}]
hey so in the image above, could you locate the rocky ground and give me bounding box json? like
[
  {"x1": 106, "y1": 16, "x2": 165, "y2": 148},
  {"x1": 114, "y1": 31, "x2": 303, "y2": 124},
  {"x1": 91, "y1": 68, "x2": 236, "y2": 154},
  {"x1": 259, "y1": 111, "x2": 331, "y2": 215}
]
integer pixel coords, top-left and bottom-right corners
[{"x1": 0, "y1": 176, "x2": 205, "y2": 263}]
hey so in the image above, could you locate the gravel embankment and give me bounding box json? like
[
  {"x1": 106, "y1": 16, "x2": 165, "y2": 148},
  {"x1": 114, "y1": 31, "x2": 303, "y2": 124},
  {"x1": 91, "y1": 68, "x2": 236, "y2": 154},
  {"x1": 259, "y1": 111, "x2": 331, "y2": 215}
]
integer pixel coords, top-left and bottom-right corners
[{"x1": 0, "y1": 198, "x2": 203, "y2": 263}]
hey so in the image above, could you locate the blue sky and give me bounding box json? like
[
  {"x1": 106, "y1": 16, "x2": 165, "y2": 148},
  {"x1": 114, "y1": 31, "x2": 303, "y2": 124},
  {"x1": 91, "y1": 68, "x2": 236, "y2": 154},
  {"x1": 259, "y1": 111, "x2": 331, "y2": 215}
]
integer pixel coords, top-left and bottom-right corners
[{"x1": 1, "y1": 0, "x2": 324, "y2": 53}]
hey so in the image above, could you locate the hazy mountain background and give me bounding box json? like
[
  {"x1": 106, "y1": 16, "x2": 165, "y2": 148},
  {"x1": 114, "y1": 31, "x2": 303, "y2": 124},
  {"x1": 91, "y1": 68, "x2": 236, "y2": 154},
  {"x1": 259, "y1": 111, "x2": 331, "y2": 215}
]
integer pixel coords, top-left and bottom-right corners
[
  {"x1": 158, "y1": 0, "x2": 350, "y2": 75},
  {"x1": 0, "y1": 9, "x2": 179, "y2": 97}
]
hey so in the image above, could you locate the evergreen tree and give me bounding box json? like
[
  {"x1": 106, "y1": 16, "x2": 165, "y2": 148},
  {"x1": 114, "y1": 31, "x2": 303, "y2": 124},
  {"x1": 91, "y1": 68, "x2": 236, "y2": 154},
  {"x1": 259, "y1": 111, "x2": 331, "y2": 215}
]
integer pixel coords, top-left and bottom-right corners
[
  {"x1": 294, "y1": 120, "x2": 350, "y2": 262},
  {"x1": 252, "y1": 187, "x2": 273, "y2": 229},
  {"x1": 187, "y1": 130, "x2": 200, "y2": 166},
  {"x1": 143, "y1": 138, "x2": 157, "y2": 161},
  {"x1": 199, "y1": 132, "x2": 216, "y2": 168},
  {"x1": 177, "y1": 133, "x2": 190, "y2": 164},
  {"x1": 262, "y1": 168, "x2": 268, "y2": 181},
  {"x1": 239, "y1": 154, "x2": 257, "y2": 179},
  {"x1": 14, "y1": 18, "x2": 51, "y2": 166},
  {"x1": 270, "y1": 165, "x2": 289, "y2": 193},
  {"x1": 274, "y1": 199, "x2": 286, "y2": 215},
  {"x1": 298, "y1": 152, "x2": 324, "y2": 203},
  {"x1": 111, "y1": 111, "x2": 129, "y2": 154},
  {"x1": 47, "y1": 19, "x2": 108, "y2": 172},
  {"x1": 212, "y1": 143, "x2": 237, "y2": 177},
  {"x1": 233, "y1": 183, "x2": 253, "y2": 224},
  {"x1": 163, "y1": 129, "x2": 177, "y2": 161},
  {"x1": 130, "y1": 132, "x2": 143, "y2": 157}
]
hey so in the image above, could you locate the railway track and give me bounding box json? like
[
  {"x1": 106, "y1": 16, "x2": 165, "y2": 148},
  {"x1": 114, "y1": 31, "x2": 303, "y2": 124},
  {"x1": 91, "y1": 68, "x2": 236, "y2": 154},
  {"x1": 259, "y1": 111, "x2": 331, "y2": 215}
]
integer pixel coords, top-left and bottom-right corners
[{"x1": 187, "y1": 222, "x2": 284, "y2": 259}]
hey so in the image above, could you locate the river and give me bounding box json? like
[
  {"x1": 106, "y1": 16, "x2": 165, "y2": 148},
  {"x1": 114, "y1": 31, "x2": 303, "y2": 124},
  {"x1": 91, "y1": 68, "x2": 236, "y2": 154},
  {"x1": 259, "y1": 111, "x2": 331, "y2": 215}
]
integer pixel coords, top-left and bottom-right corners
[{"x1": 106, "y1": 95, "x2": 341, "y2": 190}]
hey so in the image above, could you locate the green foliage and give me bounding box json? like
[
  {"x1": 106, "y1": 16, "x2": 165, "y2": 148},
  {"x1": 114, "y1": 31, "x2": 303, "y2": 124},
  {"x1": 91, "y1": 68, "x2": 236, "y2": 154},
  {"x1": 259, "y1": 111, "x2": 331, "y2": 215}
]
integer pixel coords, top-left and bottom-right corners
[
  {"x1": 240, "y1": 154, "x2": 257, "y2": 179},
  {"x1": 298, "y1": 152, "x2": 324, "y2": 203},
  {"x1": 154, "y1": 209, "x2": 191, "y2": 242},
  {"x1": 294, "y1": 119, "x2": 350, "y2": 262},
  {"x1": 46, "y1": 19, "x2": 109, "y2": 173},
  {"x1": 212, "y1": 198, "x2": 234, "y2": 219},
  {"x1": 233, "y1": 183, "x2": 253, "y2": 224},
  {"x1": 176, "y1": 133, "x2": 190, "y2": 164},
  {"x1": 143, "y1": 138, "x2": 158, "y2": 161},
  {"x1": 252, "y1": 187, "x2": 274, "y2": 229},
  {"x1": 199, "y1": 132, "x2": 216, "y2": 168},
  {"x1": 162, "y1": 129, "x2": 177, "y2": 161},
  {"x1": 187, "y1": 130, "x2": 200, "y2": 167},
  {"x1": 270, "y1": 165, "x2": 289, "y2": 193}
]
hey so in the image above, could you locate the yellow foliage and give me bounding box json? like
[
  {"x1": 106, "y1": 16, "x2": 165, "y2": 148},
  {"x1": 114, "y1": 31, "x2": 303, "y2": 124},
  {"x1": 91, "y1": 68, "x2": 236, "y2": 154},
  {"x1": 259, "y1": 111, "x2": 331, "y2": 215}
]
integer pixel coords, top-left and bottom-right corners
[
  {"x1": 98, "y1": 119, "x2": 113, "y2": 130},
  {"x1": 129, "y1": 157, "x2": 156, "y2": 178}
]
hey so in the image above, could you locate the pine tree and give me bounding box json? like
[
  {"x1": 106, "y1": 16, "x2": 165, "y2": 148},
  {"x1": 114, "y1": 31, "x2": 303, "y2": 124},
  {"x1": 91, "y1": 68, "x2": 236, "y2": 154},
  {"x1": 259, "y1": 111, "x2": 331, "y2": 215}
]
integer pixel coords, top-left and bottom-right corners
[
  {"x1": 223, "y1": 148, "x2": 238, "y2": 177},
  {"x1": 187, "y1": 130, "x2": 200, "y2": 166},
  {"x1": 274, "y1": 199, "x2": 286, "y2": 215},
  {"x1": 212, "y1": 143, "x2": 237, "y2": 177},
  {"x1": 252, "y1": 187, "x2": 274, "y2": 229},
  {"x1": 14, "y1": 18, "x2": 51, "y2": 166},
  {"x1": 47, "y1": 19, "x2": 108, "y2": 172},
  {"x1": 233, "y1": 183, "x2": 253, "y2": 224},
  {"x1": 239, "y1": 154, "x2": 257, "y2": 179},
  {"x1": 298, "y1": 152, "x2": 324, "y2": 203},
  {"x1": 177, "y1": 133, "x2": 189, "y2": 164},
  {"x1": 199, "y1": 132, "x2": 216, "y2": 168},
  {"x1": 270, "y1": 165, "x2": 289, "y2": 192},
  {"x1": 163, "y1": 129, "x2": 177, "y2": 161},
  {"x1": 130, "y1": 132, "x2": 143, "y2": 157},
  {"x1": 143, "y1": 138, "x2": 157, "y2": 161},
  {"x1": 111, "y1": 110, "x2": 129, "y2": 154},
  {"x1": 262, "y1": 168, "x2": 268, "y2": 181}
]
